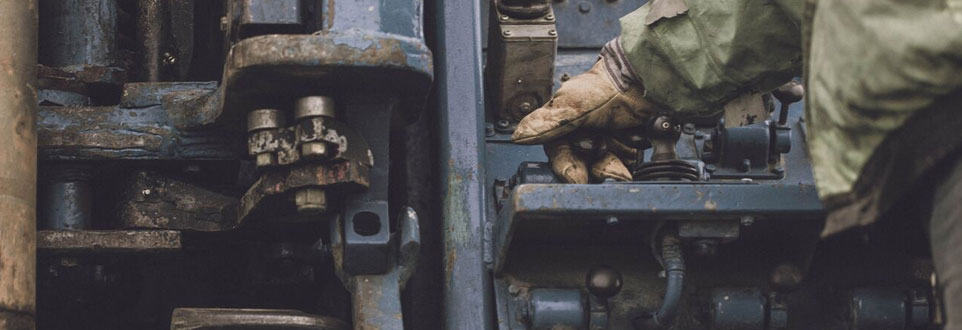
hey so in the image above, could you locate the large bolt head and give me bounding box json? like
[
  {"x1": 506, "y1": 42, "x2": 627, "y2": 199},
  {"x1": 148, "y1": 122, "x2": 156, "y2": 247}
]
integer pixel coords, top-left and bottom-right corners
[
  {"x1": 301, "y1": 142, "x2": 329, "y2": 159},
  {"x1": 295, "y1": 96, "x2": 335, "y2": 119},
  {"x1": 248, "y1": 108, "x2": 284, "y2": 132},
  {"x1": 586, "y1": 265, "x2": 623, "y2": 299},
  {"x1": 294, "y1": 189, "x2": 327, "y2": 215}
]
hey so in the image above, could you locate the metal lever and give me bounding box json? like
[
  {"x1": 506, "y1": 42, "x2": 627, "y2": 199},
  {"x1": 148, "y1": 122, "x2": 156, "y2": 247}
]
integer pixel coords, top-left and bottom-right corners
[{"x1": 772, "y1": 81, "x2": 804, "y2": 126}]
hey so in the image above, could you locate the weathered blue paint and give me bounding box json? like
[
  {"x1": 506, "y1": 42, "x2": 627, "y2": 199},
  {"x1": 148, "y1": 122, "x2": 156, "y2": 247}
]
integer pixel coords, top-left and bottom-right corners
[
  {"x1": 436, "y1": 0, "x2": 494, "y2": 329},
  {"x1": 37, "y1": 104, "x2": 237, "y2": 161}
]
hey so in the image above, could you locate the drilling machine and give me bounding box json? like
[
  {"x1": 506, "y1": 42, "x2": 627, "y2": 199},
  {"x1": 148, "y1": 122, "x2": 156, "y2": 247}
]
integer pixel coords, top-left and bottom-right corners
[{"x1": 0, "y1": 0, "x2": 941, "y2": 329}]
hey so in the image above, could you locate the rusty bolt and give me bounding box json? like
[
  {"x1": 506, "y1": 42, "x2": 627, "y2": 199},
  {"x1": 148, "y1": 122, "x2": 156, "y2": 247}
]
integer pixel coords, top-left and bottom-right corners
[
  {"x1": 519, "y1": 102, "x2": 533, "y2": 113},
  {"x1": 295, "y1": 188, "x2": 327, "y2": 215},
  {"x1": 247, "y1": 108, "x2": 284, "y2": 132},
  {"x1": 255, "y1": 153, "x2": 277, "y2": 168},
  {"x1": 503, "y1": 30, "x2": 512, "y2": 37},
  {"x1": 295, "y1": 96, "x2": 335, "y2": 119},
  {"x1": 301, "y1": 142, "x2": 328, "y2": 159}
]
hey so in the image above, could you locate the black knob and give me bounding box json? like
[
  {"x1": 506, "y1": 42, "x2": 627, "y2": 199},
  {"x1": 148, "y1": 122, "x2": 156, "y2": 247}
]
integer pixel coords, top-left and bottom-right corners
[
  {"x1": 586, "y1": 265, "x2": 623, "y2": 299},
  {"x1": 772, "y1": 81, "x2": 804, "y2": 105}
]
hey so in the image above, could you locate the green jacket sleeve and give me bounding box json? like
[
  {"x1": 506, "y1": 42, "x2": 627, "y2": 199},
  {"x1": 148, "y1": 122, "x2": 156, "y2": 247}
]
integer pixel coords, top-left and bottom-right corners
[{"x1": 619, "y1": 0, "x2": 804, "y2": 115}]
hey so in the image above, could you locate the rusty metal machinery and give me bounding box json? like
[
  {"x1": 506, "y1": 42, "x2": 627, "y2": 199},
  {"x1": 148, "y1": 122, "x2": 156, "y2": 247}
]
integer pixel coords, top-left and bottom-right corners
[
  {"x1": 17, "y1": 0, "x2": 943, "y2": 329},
  {"x1": 31, "y1": 0, "x2": 432, "y2": 329}
]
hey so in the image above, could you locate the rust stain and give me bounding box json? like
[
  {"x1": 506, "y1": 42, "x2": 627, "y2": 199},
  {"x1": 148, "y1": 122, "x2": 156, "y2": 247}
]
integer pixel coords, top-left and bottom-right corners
[{"x1": 704, "y1": 199, "x2": 717, "y2": 211}]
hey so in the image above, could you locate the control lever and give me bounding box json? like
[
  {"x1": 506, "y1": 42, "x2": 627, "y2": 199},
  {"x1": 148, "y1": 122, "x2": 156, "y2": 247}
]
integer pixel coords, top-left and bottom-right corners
[{"x1": 772, "y1": 81, "x2": 804, "y2": 126}]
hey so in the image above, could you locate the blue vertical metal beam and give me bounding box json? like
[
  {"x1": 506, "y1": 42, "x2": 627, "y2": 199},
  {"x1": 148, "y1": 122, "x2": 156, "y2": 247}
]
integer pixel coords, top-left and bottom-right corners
[{"x1": 435, "y1": 0, "x2": 493, "y2": 328}]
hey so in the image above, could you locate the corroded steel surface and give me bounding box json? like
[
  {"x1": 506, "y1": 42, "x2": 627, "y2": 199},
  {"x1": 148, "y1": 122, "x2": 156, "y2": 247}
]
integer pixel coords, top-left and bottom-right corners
[{"x1": 37, "y1": 230, "x2": 182, "y2": 254}]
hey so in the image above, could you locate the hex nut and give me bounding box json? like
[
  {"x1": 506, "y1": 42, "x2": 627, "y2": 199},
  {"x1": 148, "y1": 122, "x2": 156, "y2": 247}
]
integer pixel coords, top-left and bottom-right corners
[
  {"x1": 301, "y1": 142, "x2": 328, "y2": 159},
  {"x1": 295, "y1": 96, "x2": 335, "y2": 119},
  {"x1": 255, "y1": 153, "x2": 276, "y2": 168},
  {"x1": 295, "y1": 188, "x2": 327, "y2": 215}
]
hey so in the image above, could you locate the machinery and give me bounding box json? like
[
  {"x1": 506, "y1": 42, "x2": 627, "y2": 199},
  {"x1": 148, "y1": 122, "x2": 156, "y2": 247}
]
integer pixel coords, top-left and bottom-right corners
[{"x1": 0, "y1": 0, "x2": 940, "y2": 329}]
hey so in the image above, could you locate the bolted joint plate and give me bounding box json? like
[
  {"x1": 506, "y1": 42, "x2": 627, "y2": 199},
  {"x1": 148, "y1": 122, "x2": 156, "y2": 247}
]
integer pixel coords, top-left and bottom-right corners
[{"x1": 238, "y1": 161, "x2": 371, "y2": 225}]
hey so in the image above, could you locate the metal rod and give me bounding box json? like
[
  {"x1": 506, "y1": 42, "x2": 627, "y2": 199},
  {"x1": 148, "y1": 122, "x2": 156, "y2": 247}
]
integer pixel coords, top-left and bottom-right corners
[
  {"x1": 0, "y1": 0, "x2": 38, "y2": 327},
  {"x1": 436, "y1": 0, "x2": 494, "y2": 328}
]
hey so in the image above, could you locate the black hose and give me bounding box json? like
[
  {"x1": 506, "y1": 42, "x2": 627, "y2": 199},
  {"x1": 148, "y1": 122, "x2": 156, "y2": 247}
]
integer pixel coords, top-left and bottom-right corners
[{"x1": 636, "y1": 233, "x2": 685, "y2": 329}]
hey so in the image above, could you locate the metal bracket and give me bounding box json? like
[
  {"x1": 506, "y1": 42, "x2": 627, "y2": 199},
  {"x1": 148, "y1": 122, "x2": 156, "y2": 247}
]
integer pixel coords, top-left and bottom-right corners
[
  {"x1": 485, "y1": 2, "x2": 558, "y2": 122},
  {"x1": 330, "y1": 207, "x2": 421, "y2": 329}
]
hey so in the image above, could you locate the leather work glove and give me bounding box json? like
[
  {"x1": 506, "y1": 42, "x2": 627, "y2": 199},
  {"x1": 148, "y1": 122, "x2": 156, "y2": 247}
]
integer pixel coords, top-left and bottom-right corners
[{"x1": 512, "y1": 38, "x2": 663, "y2": 183}]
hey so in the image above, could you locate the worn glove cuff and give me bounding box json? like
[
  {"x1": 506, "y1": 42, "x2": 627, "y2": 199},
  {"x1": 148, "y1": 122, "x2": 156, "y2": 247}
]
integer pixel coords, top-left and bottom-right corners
[{"x1": 600, "y1": 37, "x2": 643, "y2": 92}]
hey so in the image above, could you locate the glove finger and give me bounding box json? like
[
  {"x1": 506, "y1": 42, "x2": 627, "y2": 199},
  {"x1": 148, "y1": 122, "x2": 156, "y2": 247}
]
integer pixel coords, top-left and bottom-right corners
[
  {"x1": 545, "y1": 139, "x2": 590, "y2": 184},
  {"x1": 590, "y1": 151, "x2": 633, "y2": 182},
  {"x1": 605, "y1": 136, "x2": 643, "y2": 165}
]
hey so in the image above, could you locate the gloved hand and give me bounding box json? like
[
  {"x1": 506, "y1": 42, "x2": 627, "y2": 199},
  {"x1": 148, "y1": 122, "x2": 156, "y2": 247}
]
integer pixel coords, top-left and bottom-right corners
[{"x1": 511, "y1": 38, "x2": 663, "y2": 183}]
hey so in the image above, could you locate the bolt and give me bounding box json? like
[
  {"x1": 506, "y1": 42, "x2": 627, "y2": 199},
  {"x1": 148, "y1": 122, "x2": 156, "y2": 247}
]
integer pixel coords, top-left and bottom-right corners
[
  {"x1": 519, "y1": 102, "x2": 533, "y2": 113},
  {"x1": 247, "y1": 108, "x2": 284, "y2": 132},
  {"x1": 578, "y1": 1, "x2": 592, "y2": 13},
  {"x1": 548, "y1": 29, "x2": 557, "y2": 36},
  {"x1": 219, "y1": 16, "x2": 229, "y2": 31},
  {"x1": 705, "y1": 164, "x2": 716, "y2": 173},
  {"x1": 741, "y1": 178, "x2": 753, "y2": 183},
  {"x1": 545, "y1": 13, "x2": 555, "y2": 20},
  {"x1": 772, "y1": 166, "x2": 785, "y2": 175},
  {"x1": 294, "y1": 188, "x2": 327, "y2": 215},
  {"x1": 516, "y1": 78, "x2": 523, "y2": 85},
  {"x1": 586, "y1": 265, "x2": 623, "y2": 299},
  {"x1": 496, "y1": 119, "x2": 511, "y2": 129},
  {"x1": 740, "y1": 216, "x2": 755, "y2": 226},
  {"x1": 301, "y1": 142, "x2": 328, "y2": 159},
  {"x1": 503, "y1": 30, "x2": 512, "y2": 37},
  {"x1": 295, "y1": 96, "x2": 335, "y2": 119},
  {"x1": 561, "y1": 73, "x2": 571, "y2": 82},
  {"x1": 500, "y1": 15, "x2": 509, "y2": 21},
  {"x1": 740, "y1": 158, "x2": 752, "y2": 172},
  {"x1": 141, "y1": 188, "x2": 151, "y2": 197},
  {"x1": 485, "y1": 123, "x2": 496, "y2": 137},
  {"x1": 255, "y1": 153, "x2": 277, "y2": 168},
  {"x1": 508, "y1": 284, "x2": 521, "y2": 296}
]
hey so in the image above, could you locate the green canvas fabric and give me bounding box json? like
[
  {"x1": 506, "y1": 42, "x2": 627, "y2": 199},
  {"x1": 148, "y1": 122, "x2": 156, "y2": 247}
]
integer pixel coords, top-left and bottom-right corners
[{"x1": 618, "y1": 0, "x2": 962, "y2": 234}]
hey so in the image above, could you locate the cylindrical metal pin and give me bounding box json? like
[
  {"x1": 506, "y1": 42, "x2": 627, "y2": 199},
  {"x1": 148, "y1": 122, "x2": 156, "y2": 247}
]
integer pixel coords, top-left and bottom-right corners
[{"x1": 0, "y1": 0, "x2": 38, "y2": 327}]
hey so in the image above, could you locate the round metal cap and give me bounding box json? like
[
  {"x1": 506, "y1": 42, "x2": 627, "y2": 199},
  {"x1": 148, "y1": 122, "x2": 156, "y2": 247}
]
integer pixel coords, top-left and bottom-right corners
[
  {"x1": 295, "y1": 96, "x2": 335, "y2": 119},
  {"x1": 586, "y1": 265, "x2": 623, "y2": 299},
  {"x1": 247, "y1": 108, "x2": 284, "y2": 132}
]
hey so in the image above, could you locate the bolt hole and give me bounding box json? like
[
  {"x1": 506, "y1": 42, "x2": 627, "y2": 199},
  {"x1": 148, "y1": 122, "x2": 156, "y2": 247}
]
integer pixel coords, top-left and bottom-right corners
[{"x1": 352, "y1": 212, "x2": 381, "y2": 236}]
